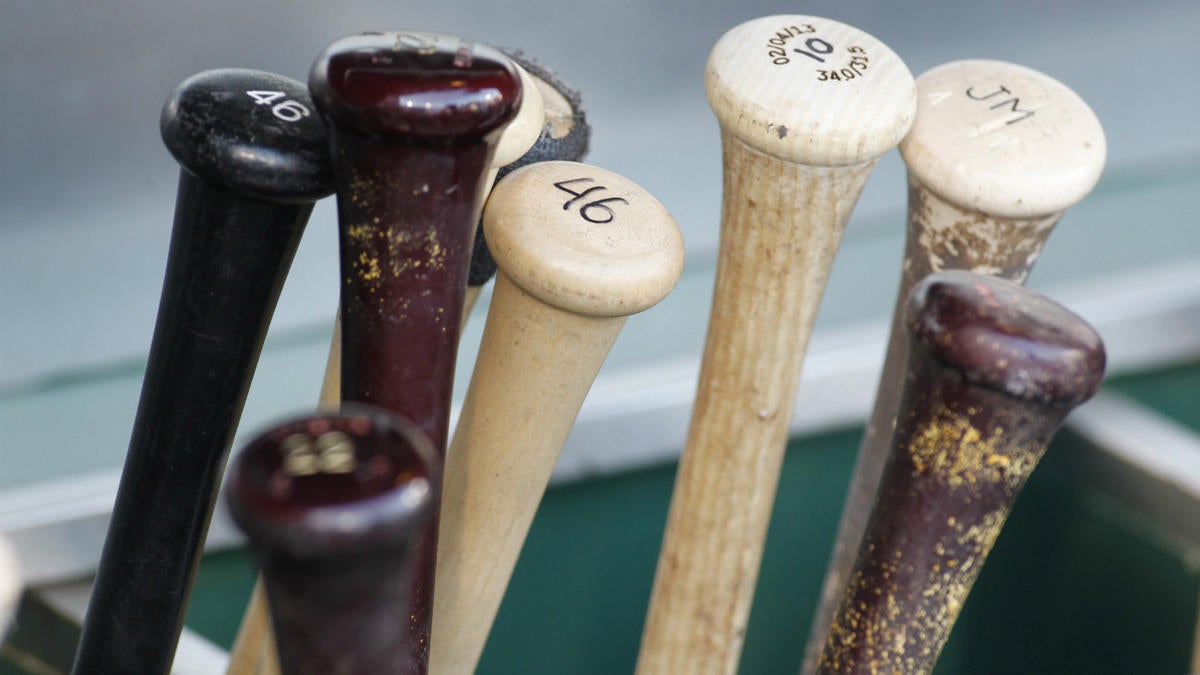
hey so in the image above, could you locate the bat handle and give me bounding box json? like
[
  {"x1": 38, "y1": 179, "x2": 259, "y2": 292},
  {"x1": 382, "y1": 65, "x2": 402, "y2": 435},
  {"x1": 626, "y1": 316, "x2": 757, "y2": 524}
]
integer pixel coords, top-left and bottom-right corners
[
  {"x1": 816, "y1": 271, "x2": 1105, "y2": 674},
  {"x1": 431, "y1": 160, "x2": 684, "y2": 674},
  {"x1": 637, "y1": 17, "x2": 916, "y2": 673},
  {"x1": 72, "y1": 68, "x2": 331, "y2": 675}
]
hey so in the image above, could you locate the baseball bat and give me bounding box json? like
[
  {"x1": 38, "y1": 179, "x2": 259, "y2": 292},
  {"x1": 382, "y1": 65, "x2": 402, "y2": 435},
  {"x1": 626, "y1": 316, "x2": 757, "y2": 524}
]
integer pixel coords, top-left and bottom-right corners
[
  {"x1": 431, "y1": 160, "x2": 684, "y2": 674},
  {"x1": 815, "y1": 270, "x2": 1106, "y2": 674},
  {"x1": 803, "y1": 60, "x2": 1107, "y2": 672},
  {"x1": 463, "y1": 48, "x2": 591, "y2": 321},
  {"x1": 70, "y1": 69, "x2": 332, "y2": 675},
  {"x1": 309, "y1": 31, "x2": 521, "y2": 672},
  {"x1": 0, "y1": 534, "x2": 19, "y2": 638},
  {"x1": 635, "y1": 17, "x2": 916, "y2": 674},
  {"x1": 312, "y1": 55, "x2": 544, "y2": 410},
  {"x1": 1193, "y1": 593, "x2": 1200, "y2": 675},
  {"x1": 226, "y1": 406, "x2": 435, "y2": 675},
  {"x1": 225, "y1": 45, "x2": 549, "y2": 675},
  {"x1": 225, "y1": 48, "x2": 542, "y2": 675}
]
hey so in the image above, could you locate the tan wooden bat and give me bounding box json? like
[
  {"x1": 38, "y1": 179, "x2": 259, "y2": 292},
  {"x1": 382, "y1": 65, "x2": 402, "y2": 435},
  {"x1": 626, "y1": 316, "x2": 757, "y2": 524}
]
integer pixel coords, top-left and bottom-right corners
[
  {"x1": 0, "y1": 535, "x2": 20, "y2": 638},
  {"x1": 430, "y1": 160, "x2": 685, "y2": 674},
  {"x1": 636, "y1": 15, "x2": 917, "y2": 675}
]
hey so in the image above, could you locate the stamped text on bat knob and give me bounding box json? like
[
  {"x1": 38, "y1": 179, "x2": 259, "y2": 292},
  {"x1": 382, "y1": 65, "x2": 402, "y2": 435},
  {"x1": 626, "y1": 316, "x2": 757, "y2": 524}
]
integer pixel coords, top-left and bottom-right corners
[
  {"x1": 309, "y1": 31, "x2": 521, "y2": 139},
  {"x1": 764, "y1": 23, "x2": 817, "y2": 64},
  {"x1": 764, "y1": 22, "x2": 872, "y2": 83},
  {"x1": 707, "y1": 15, "x2": 917, "y2": 166}
]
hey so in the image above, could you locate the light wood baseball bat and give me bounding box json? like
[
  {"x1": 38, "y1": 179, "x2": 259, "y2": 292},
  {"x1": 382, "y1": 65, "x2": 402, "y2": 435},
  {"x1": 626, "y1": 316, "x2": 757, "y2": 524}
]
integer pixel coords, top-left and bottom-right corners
[
  {"x1": 636, "y1": 16, "x2": 916, "y2": 675},
  {"x1": 0, "y1": 535, "x2": 19, "y2": 638},
  {"x1": 462, "y1": 48, "x2": 591, "y2": 323},
  {"x1": 431, "y1": 161, "x2": 685, "y2": 674},
  {"x1": 226, "y1": 407, "x2": 435, "y2": 675},
  {"x1": 803, "y1": 60, "x2": 1107, "y2": 673},
  {"x1": 815, "y1": 270, "x2": 1106, "y2": 674}
]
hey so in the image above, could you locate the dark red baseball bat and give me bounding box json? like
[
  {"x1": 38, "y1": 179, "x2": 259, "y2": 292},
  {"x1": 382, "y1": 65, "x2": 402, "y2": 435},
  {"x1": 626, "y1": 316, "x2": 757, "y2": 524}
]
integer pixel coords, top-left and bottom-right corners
[
  {"x1": 815, "y1": 270, "x2": 1105, "y2": 674},
  {"x1": 308, "y1": 31, "x2": 522, "y2": 671},
  {"x1": 71, "y1": 69, "x2": 332, "y2": 675},
  {"x1": 226, "y1": 406, "x2": 434, "y2": 675}
]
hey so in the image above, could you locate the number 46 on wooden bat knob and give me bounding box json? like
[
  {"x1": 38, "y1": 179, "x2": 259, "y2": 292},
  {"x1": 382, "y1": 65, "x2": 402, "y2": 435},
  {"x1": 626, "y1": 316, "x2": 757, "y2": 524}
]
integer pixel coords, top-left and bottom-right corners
[{"x1": 434, "y1": 160, "x2": 684, "y2": 675}]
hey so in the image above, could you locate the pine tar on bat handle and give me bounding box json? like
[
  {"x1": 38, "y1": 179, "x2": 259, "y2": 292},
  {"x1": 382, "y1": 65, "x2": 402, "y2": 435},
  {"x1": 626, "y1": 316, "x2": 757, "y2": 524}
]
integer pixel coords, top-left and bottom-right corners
[
  {"x1": 816, "y1": 270, "x2": 1105, "y2": 675},
  {"x1": 308, "y1": 30, "x2": 522, "y2": 672}
]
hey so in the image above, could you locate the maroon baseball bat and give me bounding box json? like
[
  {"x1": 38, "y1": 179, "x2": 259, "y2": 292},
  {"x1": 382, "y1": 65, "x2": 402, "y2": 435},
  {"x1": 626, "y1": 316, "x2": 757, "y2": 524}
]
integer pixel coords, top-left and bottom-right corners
[
  {"x1": 226, "y1": 406, "x2": 434, "y2": 675},
  {"x1": 815, "y1": 270, "x2": 1105, "y2": 674},
  {"x1": 307, "y1": 31, "x2": 521, "y2": 671}
]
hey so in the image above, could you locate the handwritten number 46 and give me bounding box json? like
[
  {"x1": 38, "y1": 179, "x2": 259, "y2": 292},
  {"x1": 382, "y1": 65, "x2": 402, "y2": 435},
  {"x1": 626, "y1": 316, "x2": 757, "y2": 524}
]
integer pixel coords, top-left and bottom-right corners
[{"x1": 553, "y1": 178, "x2": 628, "y2": 224}]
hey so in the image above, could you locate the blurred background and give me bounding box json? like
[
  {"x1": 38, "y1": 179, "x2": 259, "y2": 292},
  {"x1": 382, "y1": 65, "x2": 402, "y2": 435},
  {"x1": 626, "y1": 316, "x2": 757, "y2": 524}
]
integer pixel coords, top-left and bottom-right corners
[{"x1": 2, "y1": 1, "x2": 1199, "y2": 673}]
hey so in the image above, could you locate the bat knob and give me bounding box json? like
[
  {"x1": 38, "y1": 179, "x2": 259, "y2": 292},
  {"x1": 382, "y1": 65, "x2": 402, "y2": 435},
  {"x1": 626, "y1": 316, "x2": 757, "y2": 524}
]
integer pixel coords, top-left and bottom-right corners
[
  {"x1": 227, "y1": 406, "x2": 434, "y2": 558},
  {"x1": 705, "y1": 15, "x2": 916, "y2": 166},
  {"x1": 900, "y1": 59, "x2": 1106, "y2": 218},
  {"x1": 490, "y1": 63, "x2": 546, "y2": 168},
  {"x1": 468, "y1": 50, "x2": 592, "y2": 288},
  {"x1": 908, "y1": 269, "x2": 1106, "y2": 406},
  {"x1": 160, "y1": 69, "x2": 333, "y2": 202},
  {"x1": 309, "y1": 31, "x2": 522, "y2": 141},
  {"x1": 484, "y1": 160, "x2": 685, "y2": 317},
  {"x1": 493, "y1": 49, "x2": 591, "y2": 169}
]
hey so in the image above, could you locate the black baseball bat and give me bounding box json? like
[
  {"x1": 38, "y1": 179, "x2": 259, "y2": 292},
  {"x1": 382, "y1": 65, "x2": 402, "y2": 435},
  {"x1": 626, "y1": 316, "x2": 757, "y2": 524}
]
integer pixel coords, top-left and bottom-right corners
[{"x1": 71, "y1": 69, "x2": 332, "y2": 675}]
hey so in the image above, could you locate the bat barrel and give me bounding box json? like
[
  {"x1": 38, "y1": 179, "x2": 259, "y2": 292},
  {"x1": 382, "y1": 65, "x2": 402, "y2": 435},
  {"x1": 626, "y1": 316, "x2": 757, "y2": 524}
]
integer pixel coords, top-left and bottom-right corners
[
  {"x1": 71, "y1": 69, "x2": 331, "y2": 675},
  {"x1": 816, "y1": 270, "x2": 1105, "y2": 674},
  {"x1": 227, "y1": 407, "x2": 435, "y2": 675}
]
